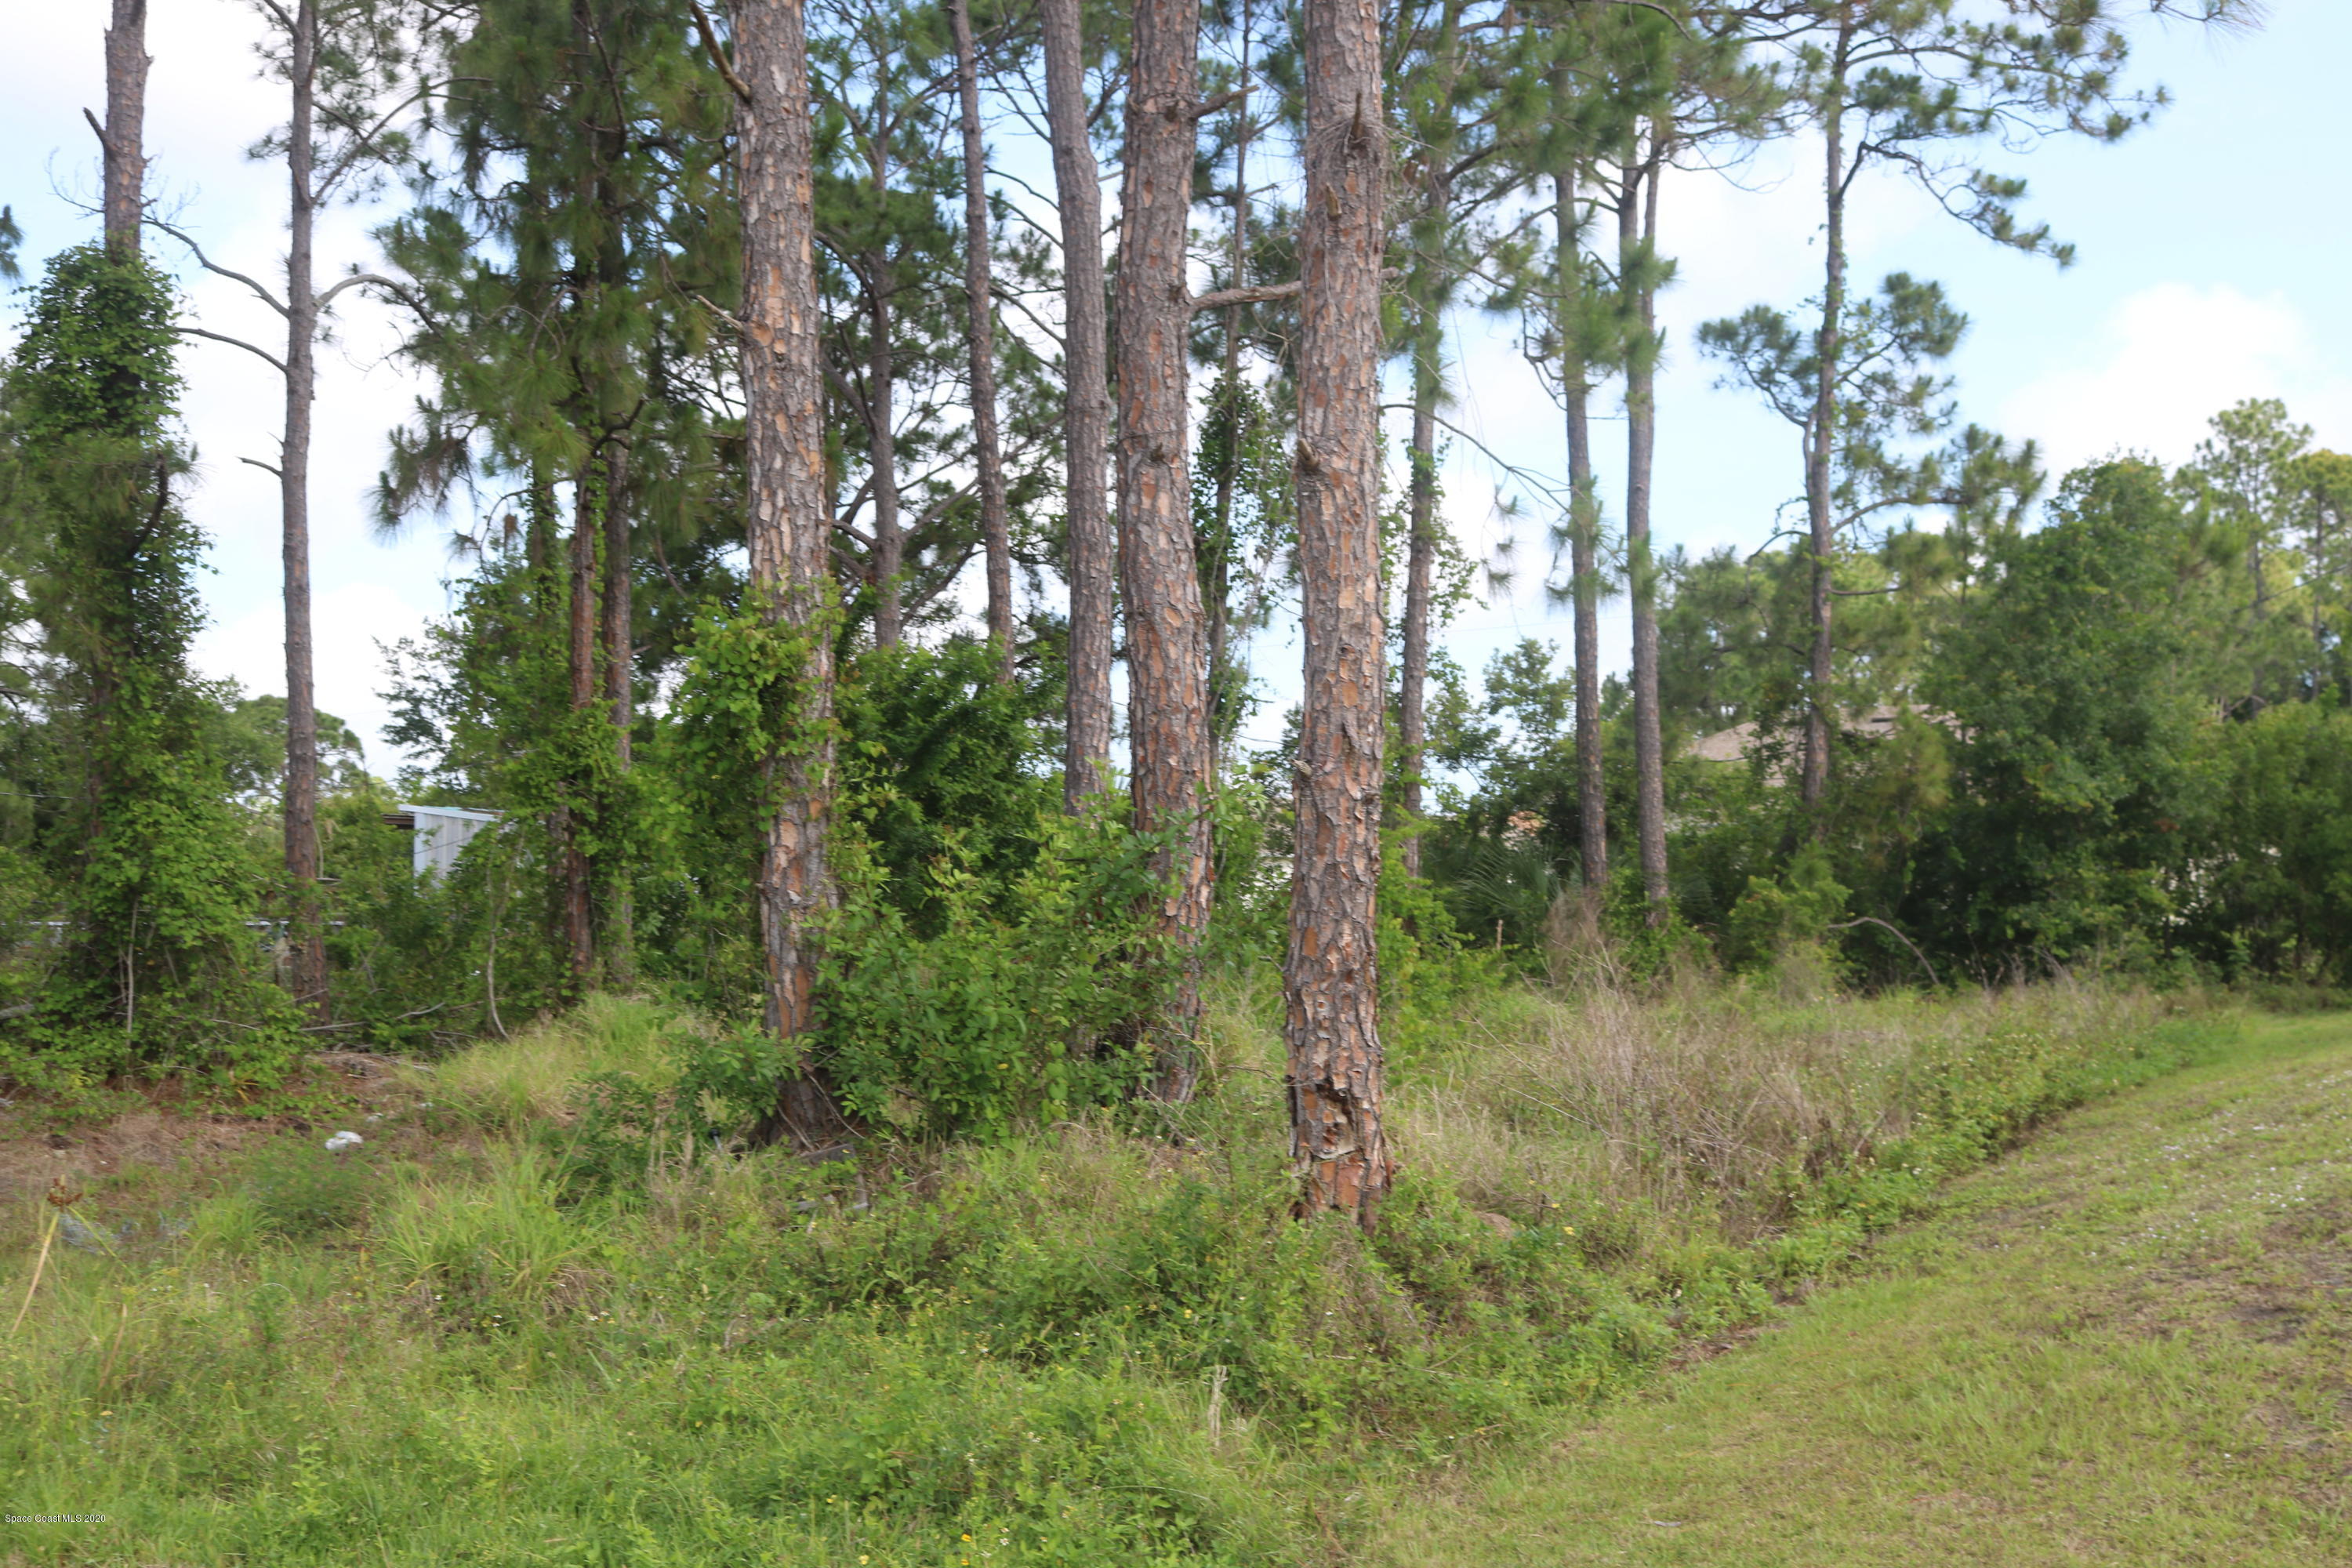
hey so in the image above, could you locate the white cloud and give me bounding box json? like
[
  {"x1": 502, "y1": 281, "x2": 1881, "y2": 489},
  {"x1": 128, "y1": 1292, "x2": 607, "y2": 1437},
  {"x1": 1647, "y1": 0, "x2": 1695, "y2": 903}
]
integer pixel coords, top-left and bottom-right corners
[{"x1": 1998, "y1": 282, "x2": 2352, "y2": 475}]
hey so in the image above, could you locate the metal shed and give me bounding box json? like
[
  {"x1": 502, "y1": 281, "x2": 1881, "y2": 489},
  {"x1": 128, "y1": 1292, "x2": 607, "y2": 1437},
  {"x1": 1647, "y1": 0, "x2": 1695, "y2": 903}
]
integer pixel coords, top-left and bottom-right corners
[{"x1": 381, "y1": 804, "x2": 503, "y2": 880}]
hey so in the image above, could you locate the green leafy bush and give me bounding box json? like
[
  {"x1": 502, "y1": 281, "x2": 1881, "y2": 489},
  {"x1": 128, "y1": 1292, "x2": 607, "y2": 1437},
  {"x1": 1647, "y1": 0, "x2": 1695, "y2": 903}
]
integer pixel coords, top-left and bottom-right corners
[{"x1": 816, "y1": 813, "x2": 1174, "y2": 1139}]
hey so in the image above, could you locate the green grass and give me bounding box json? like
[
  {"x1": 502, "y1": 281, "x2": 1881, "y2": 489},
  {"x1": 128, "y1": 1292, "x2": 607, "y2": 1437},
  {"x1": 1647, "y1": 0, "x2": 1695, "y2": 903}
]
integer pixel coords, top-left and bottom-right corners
[
  {"x1": 0, "y1": 981, "x2": 2271, "y2": 1565},
  {"x1": 1375, "y1": 1011, "x2": 2352, "y2": 1566}
]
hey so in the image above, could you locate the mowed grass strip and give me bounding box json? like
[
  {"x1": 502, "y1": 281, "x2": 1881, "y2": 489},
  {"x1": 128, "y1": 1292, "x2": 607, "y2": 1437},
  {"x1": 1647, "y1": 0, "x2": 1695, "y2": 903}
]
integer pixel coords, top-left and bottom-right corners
[{"x1": 1376, "y1": 1012, "x2": 2352, "y2": 1568}]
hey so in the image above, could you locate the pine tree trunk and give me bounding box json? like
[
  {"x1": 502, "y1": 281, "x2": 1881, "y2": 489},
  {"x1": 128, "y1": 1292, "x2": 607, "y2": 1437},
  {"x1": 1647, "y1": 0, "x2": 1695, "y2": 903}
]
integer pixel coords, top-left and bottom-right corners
[
  {"x1": 529, "y1": 469, "x2": 570, "y2": 974},
  {"x1": 1399, "y1": 305, "x2": 1439, "y2": 880},
  {"x1": 1116, "y1": 0, "x2": 1213, "y2": 1095},
  {"x1": 281, "y1": 1, "x2": 328, "y2": 1020},
  {"x1": 1556, "y1": 172, "x2": 1607, "y2": 908},
  {"x1": 601, "y1": 441, "x2": 634, "y2": 988},
  {"x1": 528, "y1": 470, "x2": 558, "y2": 580},
  {"x1": 866, "y1": 259, "x2": 903, "y2": 647},
  {"x1": 1803, "y1": 24, "x2": 1853, "y2": 820},
  {"x1": 1206, "y1": 5, "x2": 1253, "y2": 773},
  {"x1": 950, "y1": 0, "x2": 1015, "y2": 679},
  {"x1": 1205, "y1": 493, "x2": 1232, "y2": 759},
  {"x1": 563, "y1": 460, "x2": 600, "y2": 989},
  {"x1": 1395, "y1": 2, "x2": 1460, "y2": 886},
  {"x1": 100, "y1": 0, "x2": 147, "y2": 253},
  {"x1": 1288, "y1": 0, "x2": 1391, "y2": 1223},
  {"x1": 1041, "y1": 0, "x2": 1112, "y2": 812},
  {"x1": 739, "y1": 0, "x2": 851, "y2": 1150},
  {"x1": 1622, "y1": 148, "x2": 1668, "y2": 920}
]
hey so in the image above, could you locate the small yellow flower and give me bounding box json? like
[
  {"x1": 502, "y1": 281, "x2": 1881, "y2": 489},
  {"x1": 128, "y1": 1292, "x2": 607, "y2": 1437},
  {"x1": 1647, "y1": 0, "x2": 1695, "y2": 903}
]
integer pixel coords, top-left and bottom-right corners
[{"x1": 962, "y1": 1535, "x2": 974, "y2": 1543}]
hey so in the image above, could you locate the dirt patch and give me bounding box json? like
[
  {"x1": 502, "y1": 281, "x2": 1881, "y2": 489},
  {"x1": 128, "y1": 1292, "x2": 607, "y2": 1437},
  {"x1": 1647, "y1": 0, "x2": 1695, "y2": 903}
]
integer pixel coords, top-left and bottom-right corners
[
  {"x1": 0, "y1": 1053, "x2": 425, "y2": 1203},
  {"x1": 1662, "y1": 1323, "x2": 1772, "y2": 1370},
  {"x1": 0, "y1": 1109, "x2": 271, "y2": 1200}
]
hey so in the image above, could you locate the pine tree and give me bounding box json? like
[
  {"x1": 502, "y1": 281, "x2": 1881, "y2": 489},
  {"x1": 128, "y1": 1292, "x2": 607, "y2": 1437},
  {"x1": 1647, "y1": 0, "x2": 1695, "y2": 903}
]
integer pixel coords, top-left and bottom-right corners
[
  {"x1": 1288, "y1": 0, "x2": 1390, "y2": 1221},
  {"x1": 1385, "y1": 0, "x2": 1521, "y2": 879},
  {"x1": 94, "y1": 0, "x2": 149, "y2": 254},
  {"x1": 811, "y1": 0, "x2": 950, "y2": 645},
  {"x1": 2, "y1": 245, "x2": 281, "y2": 1062},
  {"x1": 736, "y1": 0, "x2": 855, "y2": 1148},
  {"x1": 162, "y1": 0, "x2": 417, "y2": 1018},
  {"x1": 382, "y1": 0, "x2": 735, "y2": 990},
  {"x1": 1116, "y1": 0, "x2": 1215, "y2": 1096},
  {"x1": 1038, "y1": 0, "x2": 1113, "y2": 811},
  {"x1": 948, "y1": 0, "x2": 1015, "y2": 677},
  {"x1": 1720, "y1": 0, "x2": 2233, "y2": 820}
]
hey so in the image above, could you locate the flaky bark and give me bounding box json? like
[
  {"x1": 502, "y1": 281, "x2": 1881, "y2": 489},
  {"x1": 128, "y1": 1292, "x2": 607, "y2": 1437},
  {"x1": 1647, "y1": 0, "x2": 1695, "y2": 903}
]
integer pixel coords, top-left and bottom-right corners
[
  {"x1": 950, "y1": 0, "x2": 1014, "y2": 679},
  {"x1": 1399, "y1": 305, "x2": 1439, "y2": 880},
  {"x1": 1288, "y1": 0, "x2": 1391, "y2": 1223},
  {"x1": 1041, "y1": 0, "x2": 1112, "y2": 811},
  {"x1": 1556, "y1": 172, "x2": 1606, "y2": 906},
  {"x1": 1116, "y1": 0, "x2": 1213, "y2": 1094},
  {"x1": 1803, "y1": 18, "x2": 1854, "y2": 821},
  {"x1": 563, "y1": 461, "x2": 600, "y2": 987},
  {"x1": 100, "y1": 0, "x2": 149, "y2": 253},
  {"x1": 281, "y1": 0, "x2": 328, "y2": 1019},
  {"x1": 739, "y1": 0, "x2": 851, "y2": 1149},
  {"x1": 1395, "y1": 0, "x2": 1462, "y2": 884},
  {"x1": 866, "y1": 267, "x2": 903, "y2": 646},
  {"x1": 1205, "y1": 2, "x2": 1254, "y2": 773},
  {"x1": 1621, "y1": 147, "x2": 1668, "y2": 920},
  {"x1": 600, "y1": 441, "x2": 634, "y2": 986}
]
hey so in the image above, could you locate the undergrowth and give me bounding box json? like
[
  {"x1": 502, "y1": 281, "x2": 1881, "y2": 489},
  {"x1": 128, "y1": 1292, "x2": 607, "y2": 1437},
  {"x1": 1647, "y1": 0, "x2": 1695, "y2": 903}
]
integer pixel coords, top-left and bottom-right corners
[{"x1": 0, "y1": 978, "x2": 2225, "y2": 1565}]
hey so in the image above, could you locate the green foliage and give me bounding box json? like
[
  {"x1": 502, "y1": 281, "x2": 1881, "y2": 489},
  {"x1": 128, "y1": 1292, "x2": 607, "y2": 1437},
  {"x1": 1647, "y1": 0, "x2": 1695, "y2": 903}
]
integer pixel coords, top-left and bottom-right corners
[
  {"x1": 1423, "y1": 832, "x2": 1561, "y2": 958},
  {"x1": 0, "y1": 986, "x2": 2227, "y2": 1566},
  {"x1": 1597, "y1": 408, "x2": 2352, "y2": 987},
  {"x1": 1721, "y1": 842, "x2": 1849, "y2": 975},
  {"x1": 815, "y1": 816, "x2": 1171, "y2": 1140},
  {"x1": 210, "y1": 693, "x2": 370, "y2": 806},
  {"x1": 0, "y1": 245, "x2": 302, "y2": 1087},
  {"x1": 1700, "y1": 273, "x2": 1970, "y2": 503},
  {"x1": 5, "y1": 245, "x2": 183, "y2": 442},
  {"x1": 2180, "y1": 700, "x2": 2352, "y2": 981},
  {"x1": 834, "y1": 640, "x2": 1061, "y2": 931},
  {"x1": 1376, "y1": 840, "x2": 1505, "y2": 1064},
  {"x1": 378, "y1": 548, "x2": 576, "y2": 1022},
  {"x1": 1195, "y1": 370, "x2": 1298, "y2": 753},
  {"x1": 1911, "y1": 459, "x2": 2226, "y2": 966}
]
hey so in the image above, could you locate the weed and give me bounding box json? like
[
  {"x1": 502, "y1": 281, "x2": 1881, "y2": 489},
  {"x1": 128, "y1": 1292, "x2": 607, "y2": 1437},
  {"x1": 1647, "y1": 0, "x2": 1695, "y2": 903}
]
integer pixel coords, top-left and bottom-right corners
[{"x1": 245, "y1": 1138, "x2": 379, "y2": 1240}]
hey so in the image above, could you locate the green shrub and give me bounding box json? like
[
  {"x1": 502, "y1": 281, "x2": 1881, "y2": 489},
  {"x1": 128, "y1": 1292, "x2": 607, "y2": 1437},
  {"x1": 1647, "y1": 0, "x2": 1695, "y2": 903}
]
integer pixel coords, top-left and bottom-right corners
[{"x1": 811, "y1": 813, "x2": 1174, "y2": 1139}]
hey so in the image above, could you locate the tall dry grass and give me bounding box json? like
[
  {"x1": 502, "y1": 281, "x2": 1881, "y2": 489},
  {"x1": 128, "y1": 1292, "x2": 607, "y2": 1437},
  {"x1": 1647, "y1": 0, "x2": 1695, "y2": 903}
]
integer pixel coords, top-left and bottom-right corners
[
  {"x1": 1200, "y1": 958, "x2": 2189, "y2": 1244},
  {"x1": 419, "y1": 991, "x2": 677, "y2": 1128},
  {"x1": 1400, "y1": 974, "x2": 2182, "y2": 1237}
]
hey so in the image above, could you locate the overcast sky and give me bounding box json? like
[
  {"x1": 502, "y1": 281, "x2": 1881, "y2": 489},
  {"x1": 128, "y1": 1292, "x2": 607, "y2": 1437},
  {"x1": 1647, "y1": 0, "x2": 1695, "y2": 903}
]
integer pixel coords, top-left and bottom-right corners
[{"x1": 3, "y1": 2, "x2": 2343, "y2": 772}]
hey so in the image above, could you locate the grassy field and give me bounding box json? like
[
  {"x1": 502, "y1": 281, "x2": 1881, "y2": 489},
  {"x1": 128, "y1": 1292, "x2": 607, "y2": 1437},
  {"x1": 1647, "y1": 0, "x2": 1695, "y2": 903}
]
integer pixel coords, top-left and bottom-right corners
[
  {"x1": 0, "y1": 980, "x2": 2277, "y2": 1565},
  {"x1": 1377, "y1": 1011, "x2": 2352, "y2": 1566}
]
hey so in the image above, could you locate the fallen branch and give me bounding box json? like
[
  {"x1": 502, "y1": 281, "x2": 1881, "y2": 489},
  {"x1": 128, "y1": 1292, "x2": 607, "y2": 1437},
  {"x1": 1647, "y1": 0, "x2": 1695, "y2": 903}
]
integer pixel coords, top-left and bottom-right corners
[
  {"x1": 10, "y1": 1208, "x2": 58, "y2": 1336},
  {"x1": 1828, "y1": 916, "x2": 1939, "y2": 989}
]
